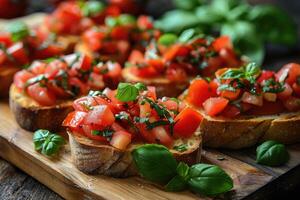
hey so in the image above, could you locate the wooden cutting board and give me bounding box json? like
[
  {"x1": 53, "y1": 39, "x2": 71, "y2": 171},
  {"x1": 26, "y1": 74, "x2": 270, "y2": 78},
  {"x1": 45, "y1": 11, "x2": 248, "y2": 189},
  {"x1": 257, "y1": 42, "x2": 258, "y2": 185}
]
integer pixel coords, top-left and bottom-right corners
[{"x1": 1, "y1": 101, "x2": 300, "y2": 200}]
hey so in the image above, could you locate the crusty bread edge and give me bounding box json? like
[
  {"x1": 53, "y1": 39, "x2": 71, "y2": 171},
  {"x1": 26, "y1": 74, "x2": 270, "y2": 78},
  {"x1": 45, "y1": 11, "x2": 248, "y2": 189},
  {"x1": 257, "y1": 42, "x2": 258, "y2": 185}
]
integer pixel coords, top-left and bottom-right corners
[
  {"x1": 68, "y1": 130, "x2": 202, "y2": 177},
  {"x1": 9, "y1": 84, "x2": 73, "y2": 131}
]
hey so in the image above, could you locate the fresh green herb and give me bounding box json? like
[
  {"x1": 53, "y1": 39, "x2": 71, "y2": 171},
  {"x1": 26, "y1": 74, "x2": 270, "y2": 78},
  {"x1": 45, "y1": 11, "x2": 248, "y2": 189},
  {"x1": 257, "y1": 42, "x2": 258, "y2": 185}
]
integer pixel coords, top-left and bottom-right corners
[
  {"x1": 132, "y1": 144, "x2": 177, "y2": 183},
  {"x1": 262, "y1": 78, "x2": 285, "y2": 93},
  {"x1": 92, "y1": 129, "x2": 114, "y2": 140},
  {"x1": 33, "y1": 129, "x2": 65, "y2": 157},
  {"x1": 218, "y1": 84, "x2": 236, "y2": 92},
  {"x1": 256, "y1": 140, "x2": 289, "y2": 166},
  {"x1": 132, "y1": 144, "x2": 233, "y2": 196},
  {"x1": 134, "y1": 83, "x2": 147, "y2": 91},
  {"x1": 105, "y1": 14, "x2": 136, "y2": 27},
  {"x1": 158, "y1": 34, "x2": 178, "y2": 46},
  {"x1": 188, "y1": 163, "x2": 233, "y2": 196},
  {"x1": 82, "y1": 1, "x2": 105, "y2": 17},
  {"x1": 6, "y1": 21, "x2": 29, "y2": 42},
  {"x1": 25, "y1": 74, "x2": 47, "y2": 87},
  {"x1": 173, "y1": 144, "x2": 188, "y2": 152},
  {"x1": 115, "y1": 83, "x2": 140, "y2": 102}
]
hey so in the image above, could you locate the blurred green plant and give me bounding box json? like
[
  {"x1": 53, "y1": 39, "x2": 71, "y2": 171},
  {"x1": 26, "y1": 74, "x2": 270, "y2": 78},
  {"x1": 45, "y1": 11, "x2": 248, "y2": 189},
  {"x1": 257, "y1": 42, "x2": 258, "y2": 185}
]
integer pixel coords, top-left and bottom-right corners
[{"x1": 155, "y1": 0, "x2": 298, "y2": 64}]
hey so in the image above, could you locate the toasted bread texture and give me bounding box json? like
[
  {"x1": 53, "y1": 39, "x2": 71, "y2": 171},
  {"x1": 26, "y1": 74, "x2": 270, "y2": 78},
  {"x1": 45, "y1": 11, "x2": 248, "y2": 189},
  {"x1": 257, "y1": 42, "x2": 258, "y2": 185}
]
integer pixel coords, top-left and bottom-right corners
[
  {"x1": 122, "y1": 67, "x2": 190, "y2": 97},
  {"x1": 185, "y1": 102, "x2": 300, "y2": 149},
  {"x1": 68, "y1": 130, "x2": 202, "y2": 177},
  {"x1": 0, "y1": 66, "x2": 19, "y2": 98},
  {"x1": 9, "y1": 84, "x2": 73, "y2": 131}
]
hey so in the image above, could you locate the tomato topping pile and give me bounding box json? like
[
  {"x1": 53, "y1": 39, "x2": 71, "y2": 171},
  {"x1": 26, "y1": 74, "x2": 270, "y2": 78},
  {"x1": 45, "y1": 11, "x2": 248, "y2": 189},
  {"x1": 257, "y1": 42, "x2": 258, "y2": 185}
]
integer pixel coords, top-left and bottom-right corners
[
  {"x1": 63, "y1": 83, "x2": 203, "y2": 150},
  {"x1": 186, "y1": 63, "x2": 300, "y2": 117},
  {"x1": 0, "y1": 22, "x2": 67, "y2": 68},
  {"x1": 127, "y1": 34, "x2": 242, "y2": 80},
  {"x1": 13, "y1": 53, "x2": 122, "y2": 106},
  {"x1": 81, "y1": 14, "x2": 160, "y2": 64}
]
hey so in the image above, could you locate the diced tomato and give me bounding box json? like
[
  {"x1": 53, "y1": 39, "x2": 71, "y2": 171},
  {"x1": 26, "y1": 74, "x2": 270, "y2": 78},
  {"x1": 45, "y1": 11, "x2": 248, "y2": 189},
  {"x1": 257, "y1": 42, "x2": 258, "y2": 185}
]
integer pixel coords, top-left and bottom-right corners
[
  {"x1": 219, "y1": 88, "x2": 241, "y2": 100},
  {"x1": 139, "y1": 101, "x2": 151, "y2": 118},
  {"x1": 131, "y1": 65, "x2": 158, "y2": 78},
  {"x1": 72, "y1": 54, "x2": 92, "y2": 71},
  {"x1": 263, "y1": 92, "x2": 277, "y2": 102},
  {"x1": 292, "y1": 82, "x2": 300, "y2": 97},
  {"x1": 241, "y1": 92, "x2": 263, "y2": 106},
  {"x1": 257, "y1": 70, "x2": 275, "y2": 83},
  {"x1": 276, "y1": 63, "x2": 300, "y2": 85},
  {"x1": 209, "y1": 79, "x2": 219, "y2": 97},
  {"x1": 84, "y1": 105, "x2": 115, "y2": 127},
  {"x1": 82, "y1": 29, "x2": 105, "y2": 51},
  {"x1": 45, "y1": 60, "x2": 68, "y2": 78},
  {"x1": 34, "y1": 44, "x2": 63, "y2": 59},
  {"x1": 73, "y1": 96, "x2": 100, "y2": 112},
  {"x1": 241, "y1": 102, "x2": 253, "y2": 112},
  {"x1": 111, "y1": 26, "x2": 130, "y2": 40},
  {"x1": 7, "y1": 42, "x2": 29, "y2": 64},
  {"x1": 29, "y1": 61, "x2": 47, "y2": 75},
  {"x1": 215, "y1": 68, "x2": 229, "y2": 79},
  {"x1": 159, "y1": 98, "x2": 179, "y2": 112},
  {"x1": 220, "y1": 105, "x2": 240, "y2": 118},
  {"x1": 110, "y1": 130, "x2": 132, "y2": 150},
  {"x1": 277, "y1": 83, "x2": 293, "y2": 100},
  {"x1": 174, "y1": 108, "x2": 202, "y2": 138},
  {"x1": 88, "y1": 72, "x2": 105, "y2": 89},
  {"x1": 105, "y1": 61, "x2": 122, "y2": 79},
  {"x1": 145, "y1": 86, "x2": 157, "y2": 100},
  {"x1": 152, "y1": 126, "x2": 173, "y2": 147},
  {"x1": 62, "y1": 111, "x2": 87, "y2": 128},
  {"x1": 0, "y1": 49, "x2": 7, "y2": 65},
  {"x1": 137, "y1": 123, "x2": 156, "y2": 143},
  {"x1": 111, "y1": 122, "x2": 126, "y2": 132},
  {"x1": 47, "y1": 82, "x2": 69, "y2": 98},
  {"x1": 69, "y1": 77, "x2": 89, "y2": 95},
  {"x1": 219, "y1": 48, "x2": 240, "y2": 67},
  {"x1": 202, "y1": 56, "x2": 224, "y2": 77},
  {"x1": 0, "y1": 32, "x2": 12, "y2": 46},
  {"x1": 128, "y1": 50, "x2": 144, "y2": 64},
  {"x1": 203, "y1": 97, "x2": 229, "y2": 117},
  {"x1": 163, "y1": 44, "x2": 181, "y2": 62},
  {"x1": 186, "y1": 79, "x2": 211, "y2": 107},
  {"x1": 166, "y1": 64, "x2": 187, "y2": 82},
  {"x1": 212, "y1": 36, "x2": 232, "y2": 52},
  {"x1": 283, "y1": 96, "x2": 300, "y2": 111},
  {"x1": 147, "y1": 59, "x2": 164, "y2": 72},
  {"x1": 137, "y1": 15, "x2": 153, "y2": 30},
  {"x1": 27, "y1": 83, "x2": 56, "y2": 106},
  {"x1": 13, "y1": 70, "x2": 34, "y2": 89}
]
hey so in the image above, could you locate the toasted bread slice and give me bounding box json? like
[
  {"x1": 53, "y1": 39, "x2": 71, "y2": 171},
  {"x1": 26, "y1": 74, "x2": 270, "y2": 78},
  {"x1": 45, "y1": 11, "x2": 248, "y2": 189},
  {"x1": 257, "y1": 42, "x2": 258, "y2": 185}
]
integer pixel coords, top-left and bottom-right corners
[
  {"x1": 68, "y1": 130, "x2": 202, "y2": 177},
  {"x1": 9, "y1": 84, "x2": 73, "y2": 131},
  {"x1": 122, "y1": 67, "x2": 190, "y2": 97},
  {"x1": 185, "y1": 102, "x2": 300, "y2": 149},
  {"x1": 0, "y1": 66, "x2": 20, "y2": 98}
]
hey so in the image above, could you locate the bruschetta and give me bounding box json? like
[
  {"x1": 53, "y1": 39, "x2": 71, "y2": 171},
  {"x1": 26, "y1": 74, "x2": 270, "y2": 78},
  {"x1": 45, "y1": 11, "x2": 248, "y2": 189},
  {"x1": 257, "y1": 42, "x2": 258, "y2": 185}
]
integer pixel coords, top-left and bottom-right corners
[
  {"x1": 9, "y1": 53, "x2": 122, "y2": 131},
  {"x1": 123, "y1": 34, "x2": 243, "y2": 97},
  {"x1": 0, "y1": 21, "x2": 75, "y2": 97},
  {"x1": 182, "y1": 62, "x2": 300, "y2": 149},
  {"x1": 63, "y1": 83, "x2": 202, "y2": 177},
  {"x1": 75, "y1": 14, "x2": 160, "y2": 64}
]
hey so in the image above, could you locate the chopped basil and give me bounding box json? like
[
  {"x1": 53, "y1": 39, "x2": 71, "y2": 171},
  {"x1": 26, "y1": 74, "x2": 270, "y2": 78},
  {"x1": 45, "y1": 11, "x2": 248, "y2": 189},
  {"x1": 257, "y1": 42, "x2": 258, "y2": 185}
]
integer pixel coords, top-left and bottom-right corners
[
  {"x1": 218, "y1": 84, "x2": 236, "y2": 92},
  {"x1": 115, "y1": 111, "x2": 130, "y2": 121},
  {"x1": 82, "y1": 1, "x2": 105, "y2": 17},
  {"x1": 262, "y1": 78, "x2": 285, "y2": 93},
  {"x1": 25, "y1": 74, "x2": 47, "y2": 87},
  {"x1": 6, "y1": 21, "x2": 29, "y2": 42},
  {"x1": 158, "y1": 33, "x2": 178, "y2": 46},
  {"x1": 92, "y1": 129, "x2": 114, "y2": 140},
  {"x1": 173, "y1": 144, "x2": 188, "y2": 152}
]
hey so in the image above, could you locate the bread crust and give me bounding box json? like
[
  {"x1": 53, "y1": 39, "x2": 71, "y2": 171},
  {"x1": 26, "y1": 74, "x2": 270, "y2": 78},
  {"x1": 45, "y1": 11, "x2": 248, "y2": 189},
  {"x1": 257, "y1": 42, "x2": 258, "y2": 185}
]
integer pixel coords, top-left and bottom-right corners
[
  {"x1": 68, "y1": 130, "x2": 202, "y2": 177},
  {"x1": 122, "y1": 67, "x2": 190, "y2": 97},
  {"x1": 9, "y1": 84, "x2": 73, "y2": 131},
  {"x1": 0, "y1": 66, "x2": 20, "y2": 98},
  {"x1": 185, "y1": 102, "x2": 300, "y2": 149}
]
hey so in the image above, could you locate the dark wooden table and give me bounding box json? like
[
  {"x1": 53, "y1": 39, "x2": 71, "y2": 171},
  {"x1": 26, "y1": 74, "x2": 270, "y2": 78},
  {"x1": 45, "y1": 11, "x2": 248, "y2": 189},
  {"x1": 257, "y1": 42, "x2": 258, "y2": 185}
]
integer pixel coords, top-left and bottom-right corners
[{"x1": 1, "y1": 1, "x2": 300, "y2": 199}]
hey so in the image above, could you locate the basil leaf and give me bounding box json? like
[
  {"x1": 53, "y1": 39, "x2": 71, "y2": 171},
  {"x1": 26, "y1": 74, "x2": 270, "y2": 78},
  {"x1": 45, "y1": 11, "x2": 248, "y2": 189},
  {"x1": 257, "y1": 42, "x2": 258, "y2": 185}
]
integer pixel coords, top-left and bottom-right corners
[
  {"x1": 195, "y1": 5, "x2": 224, "y2": 24},
  {"x1": 173, "y1": 0, "x2": 201, "y2": 10},
  {"x1": 41, "y1": 134, "x2": 65, "y2": 156},
  {"x1": 82, "y1": 1, "x2": 105, "y2": 17},
  {"x1": 6, "y1": 21, "x2": 29, "y2": 42},
  {"x1": 154, "y1": 10, "x2": 201, "y2": 33},
  {"x1": 165, "y1": 175, "x2": 187, "y2": 192},
  {"x1": 134, "y1": 83, "x2": 147, "y2": 91},
  {"x1": 221, "y1": 21, "x2": 264, "y2": 65},
  {"x1": 256, "y1": 140, "x2": 289, "y2": 166},
  {"x1": 248, "y1": 5, "x2": 297, "y2": 46},
  {"x1": 33, "y1": 129, "x2": 51, "y2": 151},
  {"x1": 132, "y1": 144, "x2": 177, "y2": 183},
  {"x1": 118, "y1": 14, "x2": 136, "y2": 26},
  {"x1": 173, "y1": 144, "x2": 188, "y2": 152},
  {"x1": 188, "y1": 164, "x2": 233, "y2": 196},
  {"x1": 116, "y1": 83, "x2": 139, "y2": 102},
  {"x1": 177, "y1": 162, "x2": 189, "y2": 179},
  {"x1": 158, "y1": 34, "x2": 178, "y2": 46}
]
